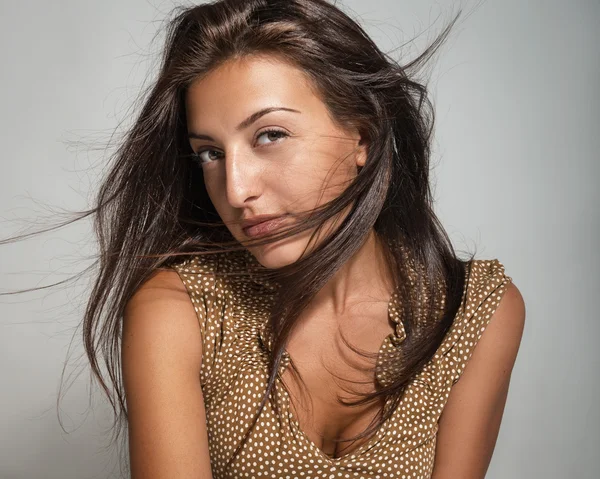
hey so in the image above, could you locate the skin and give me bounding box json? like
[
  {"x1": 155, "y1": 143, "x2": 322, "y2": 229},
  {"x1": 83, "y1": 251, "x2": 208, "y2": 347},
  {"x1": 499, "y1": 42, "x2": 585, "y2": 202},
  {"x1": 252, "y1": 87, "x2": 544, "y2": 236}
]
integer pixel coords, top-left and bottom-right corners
[
  {"x1": 185, "y1": 54, "x2": 404, "y2": 458},
  {"x1": 183, "y1": 53, "x2": 526, "y2": 474},
  {"x1": 185, "y1": 53, "x2": 395, "y2": 313}
]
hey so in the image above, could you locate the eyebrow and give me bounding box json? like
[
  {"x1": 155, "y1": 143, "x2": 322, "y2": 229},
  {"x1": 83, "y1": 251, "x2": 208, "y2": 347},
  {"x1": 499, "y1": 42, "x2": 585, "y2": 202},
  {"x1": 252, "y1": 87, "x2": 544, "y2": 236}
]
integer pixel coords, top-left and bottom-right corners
[{"x1": 187, "y1": 106, "x2": 301, "y2": 140}]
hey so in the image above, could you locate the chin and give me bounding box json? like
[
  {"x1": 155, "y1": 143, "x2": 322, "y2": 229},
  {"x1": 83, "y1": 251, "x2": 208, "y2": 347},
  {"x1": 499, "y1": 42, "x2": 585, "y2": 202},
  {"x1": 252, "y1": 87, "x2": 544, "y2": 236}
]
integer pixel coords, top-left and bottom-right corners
[{"x1": 246, "y1": 237, "x2": 307, "y2": 269}]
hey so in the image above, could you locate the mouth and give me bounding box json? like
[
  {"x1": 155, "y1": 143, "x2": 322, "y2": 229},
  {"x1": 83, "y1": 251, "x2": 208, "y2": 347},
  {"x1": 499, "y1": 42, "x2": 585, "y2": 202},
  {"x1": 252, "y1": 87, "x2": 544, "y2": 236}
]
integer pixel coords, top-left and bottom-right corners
[{"x1": 242, "y1": 215, "x2": 289, "y2": 238}]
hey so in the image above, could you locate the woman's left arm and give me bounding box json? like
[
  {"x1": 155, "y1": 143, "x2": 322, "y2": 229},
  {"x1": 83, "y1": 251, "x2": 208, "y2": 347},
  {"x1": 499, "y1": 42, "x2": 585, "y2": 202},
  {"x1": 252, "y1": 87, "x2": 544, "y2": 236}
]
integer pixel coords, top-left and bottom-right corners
[{"x1": 431, "y1": 282, "x2": 526, "y2": 479}]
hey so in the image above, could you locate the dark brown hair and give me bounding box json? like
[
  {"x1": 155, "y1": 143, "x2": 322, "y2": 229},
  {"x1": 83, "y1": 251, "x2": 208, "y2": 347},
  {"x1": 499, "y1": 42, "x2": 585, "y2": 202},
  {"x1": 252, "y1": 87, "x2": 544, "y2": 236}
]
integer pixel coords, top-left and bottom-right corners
[{"x1": 1, "y1": 0, "x2": 475, "y2": 475}]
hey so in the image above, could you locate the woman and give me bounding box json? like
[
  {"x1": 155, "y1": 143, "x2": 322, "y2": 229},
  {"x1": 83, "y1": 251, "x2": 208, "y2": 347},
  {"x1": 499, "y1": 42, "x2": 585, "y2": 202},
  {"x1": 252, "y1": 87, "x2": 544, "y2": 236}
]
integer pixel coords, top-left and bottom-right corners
[{"x1": 13, "y1": 0, "x2": 524, "y2": 477}]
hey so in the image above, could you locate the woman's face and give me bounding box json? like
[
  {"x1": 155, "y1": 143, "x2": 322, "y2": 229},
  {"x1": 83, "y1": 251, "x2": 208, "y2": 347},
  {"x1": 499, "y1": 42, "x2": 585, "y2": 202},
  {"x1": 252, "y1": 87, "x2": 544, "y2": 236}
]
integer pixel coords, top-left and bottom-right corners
[{"x1": 185, "y1": 54, "x2": 366, "y2": 268}]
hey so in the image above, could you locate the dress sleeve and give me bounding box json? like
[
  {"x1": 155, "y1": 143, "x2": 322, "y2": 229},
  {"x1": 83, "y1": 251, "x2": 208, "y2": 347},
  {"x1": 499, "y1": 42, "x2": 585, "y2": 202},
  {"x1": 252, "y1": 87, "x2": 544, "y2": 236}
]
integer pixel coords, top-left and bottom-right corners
[
  {"x1": 169, "y1": 253, "x2": 224, "y2": 398},
  {"x1": 437, "y1": 258, "x2": 513, "y2": 386}
]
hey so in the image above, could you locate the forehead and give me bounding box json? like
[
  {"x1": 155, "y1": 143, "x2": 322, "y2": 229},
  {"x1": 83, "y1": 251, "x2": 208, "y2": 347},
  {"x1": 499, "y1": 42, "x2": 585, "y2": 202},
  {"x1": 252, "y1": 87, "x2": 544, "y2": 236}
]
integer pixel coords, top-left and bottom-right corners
[{"x1": 185, "y1": 54, "x2": 323, "y2": 117}]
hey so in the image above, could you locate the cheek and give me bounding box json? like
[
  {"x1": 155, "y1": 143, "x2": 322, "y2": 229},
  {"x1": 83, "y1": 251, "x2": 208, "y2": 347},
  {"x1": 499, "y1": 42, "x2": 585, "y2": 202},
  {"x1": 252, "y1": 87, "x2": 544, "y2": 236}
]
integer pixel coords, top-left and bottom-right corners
[
  {"x1": 295, "y1": 159, "x2": 351, "y2": 202},
  {"x1": 273, "y1": 168, "x2": 323, "y2": 210}
]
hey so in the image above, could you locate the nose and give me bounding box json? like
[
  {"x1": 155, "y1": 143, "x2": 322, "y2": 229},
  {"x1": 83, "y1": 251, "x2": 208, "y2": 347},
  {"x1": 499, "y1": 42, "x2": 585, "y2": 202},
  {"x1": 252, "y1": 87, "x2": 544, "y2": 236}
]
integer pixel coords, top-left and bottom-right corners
[{"x1": 224, "y1": 145, "x2": 262, "y2": 209}]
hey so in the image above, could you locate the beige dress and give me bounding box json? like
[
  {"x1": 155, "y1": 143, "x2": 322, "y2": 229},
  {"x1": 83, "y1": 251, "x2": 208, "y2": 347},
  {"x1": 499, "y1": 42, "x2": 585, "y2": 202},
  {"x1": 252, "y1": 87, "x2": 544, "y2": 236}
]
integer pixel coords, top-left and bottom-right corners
[{"x1": 170, "y1": 248, "x2": 512, "y2": 479}]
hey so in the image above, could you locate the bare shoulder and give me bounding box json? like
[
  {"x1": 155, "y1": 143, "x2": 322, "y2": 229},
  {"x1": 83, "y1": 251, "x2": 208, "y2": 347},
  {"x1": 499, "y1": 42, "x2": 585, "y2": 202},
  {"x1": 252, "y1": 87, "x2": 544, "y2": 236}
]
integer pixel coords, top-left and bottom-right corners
[
  {"x1": 458, "y1": 280, "x2": 526, "y2": 380},
  {"x1": 123, "y1": 267, "x2": 202, "y2": 372},
  {"x1": 127, "y1": 267, "x2": 191, "y2": 305},
  {"x1": 432, "y1": 281, "x2": 525, "y2": 478},
  {"x1": 489, "y1": 281, "x2": 526, "y2": 354},
  {"x1": 122, "y1": 268, "x2": 212, "y2": 478}
]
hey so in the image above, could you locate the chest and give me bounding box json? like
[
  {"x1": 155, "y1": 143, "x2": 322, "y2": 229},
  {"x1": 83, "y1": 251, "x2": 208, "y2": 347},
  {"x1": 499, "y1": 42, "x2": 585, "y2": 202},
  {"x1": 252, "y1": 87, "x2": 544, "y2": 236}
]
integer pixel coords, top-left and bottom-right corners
[
  {"x1": 279, "y1": 302, "x2": 395, "y2": 458},
  {"x1": 201, "y1": 289, "x2": 447, "y2": 477}
]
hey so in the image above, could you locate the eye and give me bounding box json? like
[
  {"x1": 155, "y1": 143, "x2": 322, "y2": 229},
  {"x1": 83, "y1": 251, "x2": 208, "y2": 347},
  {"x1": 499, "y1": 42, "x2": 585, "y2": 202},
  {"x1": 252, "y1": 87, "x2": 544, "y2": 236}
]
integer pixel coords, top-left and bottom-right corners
[
  {"x1": 192, "y1": 149, "x2": 223, "y2": 165},
  {"x1": 255, "y1": 128, "x2": 289, "y2": 146},
  {"x1": 191, "y1": 128, "x2": 289, "y2": 165}
]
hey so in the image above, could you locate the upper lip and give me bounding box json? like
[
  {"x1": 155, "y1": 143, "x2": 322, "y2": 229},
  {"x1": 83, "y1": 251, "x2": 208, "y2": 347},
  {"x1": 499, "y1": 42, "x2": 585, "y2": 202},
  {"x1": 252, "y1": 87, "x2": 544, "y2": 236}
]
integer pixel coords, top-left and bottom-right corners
[{"x1": 241, "y1": 214, "x2": 286, "y2": 229}]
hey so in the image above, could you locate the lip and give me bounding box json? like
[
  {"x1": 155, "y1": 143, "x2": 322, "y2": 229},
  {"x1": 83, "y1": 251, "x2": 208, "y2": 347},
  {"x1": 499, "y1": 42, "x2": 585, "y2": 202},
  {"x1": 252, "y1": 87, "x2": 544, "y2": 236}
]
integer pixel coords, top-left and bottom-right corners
[{"x1": 241, "y1": 214, "x2": 288, "y2": 238}]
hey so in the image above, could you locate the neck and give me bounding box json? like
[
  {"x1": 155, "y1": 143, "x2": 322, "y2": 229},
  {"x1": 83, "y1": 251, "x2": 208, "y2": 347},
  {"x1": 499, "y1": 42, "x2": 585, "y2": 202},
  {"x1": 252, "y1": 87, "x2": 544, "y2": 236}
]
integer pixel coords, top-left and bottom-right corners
[{"x1": 312, "y1": 229, "x2": 394, "y2": 316}]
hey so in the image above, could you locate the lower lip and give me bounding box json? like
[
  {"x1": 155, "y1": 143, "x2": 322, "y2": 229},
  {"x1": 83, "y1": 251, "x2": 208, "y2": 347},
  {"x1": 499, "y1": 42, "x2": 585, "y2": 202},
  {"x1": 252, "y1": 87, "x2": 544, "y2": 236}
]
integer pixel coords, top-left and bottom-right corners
[{"x1": 243, "y1": 216, "x2": 288, "y2": 238}]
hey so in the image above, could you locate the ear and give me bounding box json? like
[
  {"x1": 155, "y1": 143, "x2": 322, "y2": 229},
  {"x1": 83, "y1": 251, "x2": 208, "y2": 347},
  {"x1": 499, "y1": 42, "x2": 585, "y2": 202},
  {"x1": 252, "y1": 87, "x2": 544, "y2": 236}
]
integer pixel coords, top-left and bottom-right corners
[{"x1": 355, "y1": 135, "x2": 367, "y2": 168}]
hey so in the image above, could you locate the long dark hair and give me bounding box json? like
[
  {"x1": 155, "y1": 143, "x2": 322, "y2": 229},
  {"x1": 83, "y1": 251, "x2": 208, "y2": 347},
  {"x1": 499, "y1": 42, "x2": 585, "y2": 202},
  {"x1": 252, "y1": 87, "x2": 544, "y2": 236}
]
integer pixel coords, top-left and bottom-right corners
[{"x1": 1, "y1": 0, "x2": 475, "y2": 475}]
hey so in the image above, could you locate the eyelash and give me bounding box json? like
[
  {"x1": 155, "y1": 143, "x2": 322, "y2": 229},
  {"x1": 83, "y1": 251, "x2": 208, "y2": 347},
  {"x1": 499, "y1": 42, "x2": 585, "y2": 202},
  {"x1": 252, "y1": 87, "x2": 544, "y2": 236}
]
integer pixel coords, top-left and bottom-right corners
[{"x1": 191, "y1": 128, "x2": 289, "y2": 165}]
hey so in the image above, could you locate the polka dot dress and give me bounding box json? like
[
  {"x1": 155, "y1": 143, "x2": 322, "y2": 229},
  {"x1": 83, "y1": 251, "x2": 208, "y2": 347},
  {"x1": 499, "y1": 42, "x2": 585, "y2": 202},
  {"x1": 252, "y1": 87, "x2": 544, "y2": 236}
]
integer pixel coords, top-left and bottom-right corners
[{"x1": 170, "y1": 249, "x2": 512, "y2": 478}]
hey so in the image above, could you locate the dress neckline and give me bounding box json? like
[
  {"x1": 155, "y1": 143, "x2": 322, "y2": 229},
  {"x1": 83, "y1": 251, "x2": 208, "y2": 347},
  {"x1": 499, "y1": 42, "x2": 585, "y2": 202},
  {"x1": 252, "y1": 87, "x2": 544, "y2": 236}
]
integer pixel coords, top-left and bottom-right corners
[
  {"x1": 276, "y1": 372, "x2": 396, "y2": 463},
  {"x1": 246, "y1": 247, "x2": 408, "y2": 384},
  {"x1": 241, "y1": 247, "x2": 448, "y2": 462}
]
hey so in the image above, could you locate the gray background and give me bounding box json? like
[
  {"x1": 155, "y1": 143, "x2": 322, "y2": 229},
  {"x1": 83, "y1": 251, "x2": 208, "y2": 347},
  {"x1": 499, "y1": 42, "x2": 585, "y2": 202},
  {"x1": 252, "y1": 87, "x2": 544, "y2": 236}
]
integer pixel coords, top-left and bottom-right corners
[{"x1": 1, "y1": 0, "x2": 598, "y2": 478}]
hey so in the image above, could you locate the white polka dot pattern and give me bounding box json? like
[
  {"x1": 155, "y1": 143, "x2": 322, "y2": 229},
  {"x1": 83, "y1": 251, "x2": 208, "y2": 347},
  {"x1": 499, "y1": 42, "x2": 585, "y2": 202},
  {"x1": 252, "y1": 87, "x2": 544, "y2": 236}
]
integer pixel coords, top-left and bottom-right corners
[{"x1": 170, "y1": 249, "x2": 512, "y2": 478}]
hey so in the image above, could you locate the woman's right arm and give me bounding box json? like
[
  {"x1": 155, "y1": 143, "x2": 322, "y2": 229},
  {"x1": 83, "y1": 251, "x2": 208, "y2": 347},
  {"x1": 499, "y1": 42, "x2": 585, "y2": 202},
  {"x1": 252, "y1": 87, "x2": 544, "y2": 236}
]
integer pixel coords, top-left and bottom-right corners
[{"x1": 122, "y1": 269, "x2": 213, "y2": 479}]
